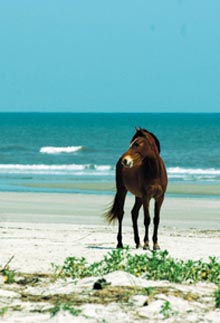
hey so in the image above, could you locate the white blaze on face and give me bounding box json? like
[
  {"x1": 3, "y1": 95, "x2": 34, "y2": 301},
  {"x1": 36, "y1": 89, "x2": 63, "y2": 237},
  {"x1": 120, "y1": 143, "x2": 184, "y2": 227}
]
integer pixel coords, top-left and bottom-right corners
[
  {"x1": 129, "y1": 138, "x2": 138, "y2": 148},
  {"x1": 122, "y1": 155, "x2": 134, "y2": 168}
]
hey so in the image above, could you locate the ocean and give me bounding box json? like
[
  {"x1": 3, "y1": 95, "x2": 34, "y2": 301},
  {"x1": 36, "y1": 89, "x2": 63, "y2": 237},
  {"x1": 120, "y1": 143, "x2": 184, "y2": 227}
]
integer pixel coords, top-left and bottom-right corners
[{"x1": 0, "y1": 113, "x2": 219, "y2": 197}]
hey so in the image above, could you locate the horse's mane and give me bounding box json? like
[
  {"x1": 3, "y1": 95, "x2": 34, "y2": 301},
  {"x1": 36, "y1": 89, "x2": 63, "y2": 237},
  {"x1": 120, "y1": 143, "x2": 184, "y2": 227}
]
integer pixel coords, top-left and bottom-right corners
[{"x1": 131, "y1": 128, "x2": 161, "y2": 153}]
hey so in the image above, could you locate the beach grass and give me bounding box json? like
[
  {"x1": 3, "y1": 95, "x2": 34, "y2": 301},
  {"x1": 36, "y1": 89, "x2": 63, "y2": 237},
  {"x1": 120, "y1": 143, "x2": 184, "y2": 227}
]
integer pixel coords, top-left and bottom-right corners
[
  {"x1": 1, "y1": 249, "x2": 220, "y2": 321},
  {"x1": 53, "y1": 248, "x2": 220, "y2": 284}
]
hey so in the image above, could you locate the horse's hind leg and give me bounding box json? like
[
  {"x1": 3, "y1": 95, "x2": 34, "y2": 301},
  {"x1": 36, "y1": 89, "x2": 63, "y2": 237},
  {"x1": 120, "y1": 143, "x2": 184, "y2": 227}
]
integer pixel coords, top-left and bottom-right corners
[
  {"x1": 152, "y1": 196, "x2": 164, "y2": 250},
  {"x1": 143, "y1": 198, "x2": 151, "y2": 250},
  {"x1": 131, "y1": 197, "x2": 142, "y2": 248},
  {"x1": 115, "y1": 189, "x2": 127, "y2": 248},
  {"x1": 105, "y1": 187, "x2": 127, "y2": 248}
]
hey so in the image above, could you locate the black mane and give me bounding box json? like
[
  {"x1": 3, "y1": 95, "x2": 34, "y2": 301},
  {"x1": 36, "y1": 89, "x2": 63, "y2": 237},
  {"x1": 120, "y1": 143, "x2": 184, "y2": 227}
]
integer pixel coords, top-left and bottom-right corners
[{"x1": 131, "y1": 128, "x2": 161, "y2": 153}]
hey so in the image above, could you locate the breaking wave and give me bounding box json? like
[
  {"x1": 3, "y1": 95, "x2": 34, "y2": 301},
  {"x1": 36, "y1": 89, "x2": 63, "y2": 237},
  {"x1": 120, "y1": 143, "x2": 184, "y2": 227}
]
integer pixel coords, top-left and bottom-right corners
[
  {"x1": 168, "y1": 167, "x2": 220, "y2": 175},
  {"x1": 0, "y1": 164, "x2": 113, "y2": 175},
  {"x1": 167, "y1": 167, "x2": 220, "y2": 181},
  {"x1": 0, "y1": 164, "x2": 219, "y2": 181},
  {"x1": 40, "y1": 146, "x2": 83, "y2": 154}
]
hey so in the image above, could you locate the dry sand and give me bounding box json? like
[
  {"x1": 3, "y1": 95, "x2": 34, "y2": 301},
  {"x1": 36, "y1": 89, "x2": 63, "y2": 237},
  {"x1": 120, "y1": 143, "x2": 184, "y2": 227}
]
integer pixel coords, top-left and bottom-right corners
[{"x1": 0, "y1": 192, "x2": 220, "y2": 322}]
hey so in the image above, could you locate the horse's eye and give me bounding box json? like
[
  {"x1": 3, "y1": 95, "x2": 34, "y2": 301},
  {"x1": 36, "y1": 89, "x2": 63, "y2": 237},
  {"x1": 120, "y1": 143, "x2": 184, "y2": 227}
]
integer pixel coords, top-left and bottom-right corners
[{"x1": 134, "y1": 142, "x2": 139, "y2": 148}]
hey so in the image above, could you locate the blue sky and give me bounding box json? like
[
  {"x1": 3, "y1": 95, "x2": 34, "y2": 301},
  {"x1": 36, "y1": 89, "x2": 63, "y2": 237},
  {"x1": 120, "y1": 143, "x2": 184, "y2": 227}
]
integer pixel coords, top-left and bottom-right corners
[{"x1": 0, "y1": 1, "x2": 219, "y2": 112}]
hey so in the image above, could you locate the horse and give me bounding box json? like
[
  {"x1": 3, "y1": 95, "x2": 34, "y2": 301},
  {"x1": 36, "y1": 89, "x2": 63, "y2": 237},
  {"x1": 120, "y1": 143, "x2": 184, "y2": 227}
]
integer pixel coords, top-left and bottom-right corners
[{"x1": 105, "y1": 128, "x2": 167, "y2": 250}]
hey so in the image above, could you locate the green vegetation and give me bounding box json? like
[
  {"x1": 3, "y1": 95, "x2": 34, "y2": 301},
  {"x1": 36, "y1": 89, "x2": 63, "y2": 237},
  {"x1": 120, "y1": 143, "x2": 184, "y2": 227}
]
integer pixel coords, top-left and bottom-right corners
[
  {"x1": 1, "y1": 269, "x2": 16, "y2": 284},
  {"x1": 54, "y1": 249, "x2": 220, "y2": 284},
  {"x1": 214, "y1": 288, "x2": 220, "y2": 308},
  {"x1": 1, "y1": 251, "x2": 219, "y2": 319},
  {"x1": 160, "y1": 300, "x2": 178, "y2": 319},
  {"x1": 0, "y1": 307, "x2": 8, "y2": 317},
  {"x1": 0, "y1": 255, "x2": 15, "y2": 284},
  {"x1": 49, "y1": 303, "x2": 81, "y2": 317}
]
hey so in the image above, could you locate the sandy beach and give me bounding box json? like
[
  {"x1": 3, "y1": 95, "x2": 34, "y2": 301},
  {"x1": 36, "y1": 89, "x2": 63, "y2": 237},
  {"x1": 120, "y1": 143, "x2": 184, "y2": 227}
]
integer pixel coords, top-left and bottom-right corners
[{"x1": 0, "y1": 192, "x2": 220, "y2": 322}]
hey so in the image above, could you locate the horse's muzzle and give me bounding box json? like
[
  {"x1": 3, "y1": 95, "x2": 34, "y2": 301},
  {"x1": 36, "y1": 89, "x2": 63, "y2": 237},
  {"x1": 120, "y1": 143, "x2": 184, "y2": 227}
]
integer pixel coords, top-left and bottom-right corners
[{"x1": 121, "y1": 156, "x2": 134, "y2": 168}]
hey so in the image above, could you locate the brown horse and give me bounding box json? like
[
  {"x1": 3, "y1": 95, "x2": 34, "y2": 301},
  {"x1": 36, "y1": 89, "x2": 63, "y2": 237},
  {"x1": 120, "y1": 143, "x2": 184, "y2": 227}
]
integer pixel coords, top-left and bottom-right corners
[{"x1": 106, "y1": 128, "x2": 167, "y2": 250}]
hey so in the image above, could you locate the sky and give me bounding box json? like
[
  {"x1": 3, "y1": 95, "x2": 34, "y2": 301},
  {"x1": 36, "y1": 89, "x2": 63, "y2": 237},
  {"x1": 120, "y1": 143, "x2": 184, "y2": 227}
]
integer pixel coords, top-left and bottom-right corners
[{"x1": 0, "y1": 0, "x2": 220, "y2": 113}]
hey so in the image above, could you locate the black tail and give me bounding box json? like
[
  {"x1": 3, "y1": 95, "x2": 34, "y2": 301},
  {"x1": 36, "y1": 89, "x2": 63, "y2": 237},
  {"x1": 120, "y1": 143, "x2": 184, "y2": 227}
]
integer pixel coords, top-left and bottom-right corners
[{"x1": 104, "y1": 194, "x2": 122, "y2": 224}]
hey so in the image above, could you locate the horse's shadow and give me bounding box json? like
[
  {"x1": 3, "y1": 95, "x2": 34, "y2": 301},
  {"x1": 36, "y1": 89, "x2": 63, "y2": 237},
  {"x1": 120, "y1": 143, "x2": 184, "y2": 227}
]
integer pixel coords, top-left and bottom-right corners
[
  {"x1": 87, "y1": 245, "x2": 150, "y2": 251},
  {"x1": 86, "y1": 245, "x2": 166, "y2": 252},
  {"x1": 87, "y1": 245, "x2": 115, "y2": 250}
]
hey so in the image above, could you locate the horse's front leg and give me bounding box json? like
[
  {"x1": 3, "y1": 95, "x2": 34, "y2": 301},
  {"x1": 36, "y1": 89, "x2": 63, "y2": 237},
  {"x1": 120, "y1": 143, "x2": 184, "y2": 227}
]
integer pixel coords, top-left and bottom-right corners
[
  {"x1": 131, "y1": 197, "x2": 142, "y2": 248},
  {"x1": 152, "y1": 196, "x2": 164, "y2": 250},
  {"x1": 143, "y1": 197, "x2": 151, "y2": 250}
]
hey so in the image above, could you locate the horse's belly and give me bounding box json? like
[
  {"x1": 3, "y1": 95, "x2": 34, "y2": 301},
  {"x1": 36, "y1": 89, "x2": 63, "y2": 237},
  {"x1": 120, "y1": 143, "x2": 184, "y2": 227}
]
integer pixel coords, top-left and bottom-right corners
[
  {"x1": 125, "y1": 184, "x2": 143, "y2": 197},
  {"x1": 122, "y1": 168, "x2": 164, "y2": 198},
  {"x1": 123, "y1": 169, "x2": 143, "y2": 197}
]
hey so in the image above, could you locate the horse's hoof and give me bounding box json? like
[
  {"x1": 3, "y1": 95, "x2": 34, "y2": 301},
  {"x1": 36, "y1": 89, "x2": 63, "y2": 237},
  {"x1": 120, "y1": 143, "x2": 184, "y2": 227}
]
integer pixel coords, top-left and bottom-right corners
[
  {"x1": 117, "y1": 243, "x2": 124, "y2": 249},
  {"x1": 136, "y1": 243, "x2": 142, "y2": 249},
  {"x1": 143, "y1": 244, "x2": 150, "y2": 250},
  {"x1": 153, "y1": 244, "x2": 160, "y2": 251}
]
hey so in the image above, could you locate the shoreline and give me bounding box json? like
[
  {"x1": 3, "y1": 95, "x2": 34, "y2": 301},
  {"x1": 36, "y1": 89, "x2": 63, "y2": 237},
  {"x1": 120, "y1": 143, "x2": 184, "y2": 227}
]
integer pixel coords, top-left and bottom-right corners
[{"x1": 1, "y1": 181, "x2": 220, "y2": 198}]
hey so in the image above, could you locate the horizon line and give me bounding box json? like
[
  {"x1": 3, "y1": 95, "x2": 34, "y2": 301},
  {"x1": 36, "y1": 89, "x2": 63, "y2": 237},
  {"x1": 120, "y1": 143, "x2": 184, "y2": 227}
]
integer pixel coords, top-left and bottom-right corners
[{"x1": 0, "y1": 111, "x2": 219, "y2": 114}]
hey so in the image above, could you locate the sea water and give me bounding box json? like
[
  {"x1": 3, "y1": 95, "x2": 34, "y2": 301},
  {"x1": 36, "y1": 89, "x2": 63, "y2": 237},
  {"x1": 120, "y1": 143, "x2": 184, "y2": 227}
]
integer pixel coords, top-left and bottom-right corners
[{"x1": 0, "y1": 113, "x2": 219, "y2": 196}]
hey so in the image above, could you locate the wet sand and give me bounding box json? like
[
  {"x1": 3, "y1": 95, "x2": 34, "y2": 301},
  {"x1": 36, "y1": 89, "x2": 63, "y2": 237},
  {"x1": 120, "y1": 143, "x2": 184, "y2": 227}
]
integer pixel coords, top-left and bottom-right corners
[{"x1": 0, "y1": 192, "x2": 219, "y2": 229}]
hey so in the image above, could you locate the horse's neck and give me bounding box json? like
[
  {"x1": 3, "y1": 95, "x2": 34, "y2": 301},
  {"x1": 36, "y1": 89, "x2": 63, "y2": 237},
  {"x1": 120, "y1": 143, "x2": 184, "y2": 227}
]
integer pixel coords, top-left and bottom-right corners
[{"x1": 143, "y1": 156, "x2": 162, "y2": 179}]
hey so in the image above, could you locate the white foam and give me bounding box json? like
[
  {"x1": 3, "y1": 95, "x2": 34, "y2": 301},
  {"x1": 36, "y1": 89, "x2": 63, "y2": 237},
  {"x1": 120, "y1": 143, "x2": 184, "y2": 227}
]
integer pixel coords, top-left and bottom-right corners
[
  {"x1": 0, "y1": 164, "x2": 113, "y2": 175},
  {"x1": 168, "y1": 167, "x2": 220, "y2": 175},
  {"x1": 95, "y1": 165, "x2": 113, "y2": 171},
  {"x1": 0, "y1": 164, "x2": 219, "y2": 180},
  {"x1": 0, "y1": 164, "x2": 87, "y2": 174},
  {"x1": 40, "y1": 146, "x2": 83, "y2": 154}
]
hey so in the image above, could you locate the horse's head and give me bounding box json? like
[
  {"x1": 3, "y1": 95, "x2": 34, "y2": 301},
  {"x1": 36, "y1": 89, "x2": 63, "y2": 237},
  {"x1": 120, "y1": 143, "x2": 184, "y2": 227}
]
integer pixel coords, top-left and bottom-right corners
[
  {"x1": 131, "y1": 128, "x2": 161, "y2": 153},
  {"x1": 121, "y1": 128, "x2": 161, "y2": 168}
]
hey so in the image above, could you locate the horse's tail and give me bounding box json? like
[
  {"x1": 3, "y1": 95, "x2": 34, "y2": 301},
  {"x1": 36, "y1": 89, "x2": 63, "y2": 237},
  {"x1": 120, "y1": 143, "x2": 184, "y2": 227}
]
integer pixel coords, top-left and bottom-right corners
[{"x1": 104, "y1": 194, "x2": 121, "y2": 224}]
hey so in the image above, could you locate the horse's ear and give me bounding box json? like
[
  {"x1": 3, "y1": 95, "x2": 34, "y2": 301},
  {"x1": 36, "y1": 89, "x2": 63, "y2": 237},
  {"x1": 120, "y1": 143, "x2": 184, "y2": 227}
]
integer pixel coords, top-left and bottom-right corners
[{"x1": 131, "y1": 127, "x2": 141, "y2": 143}]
